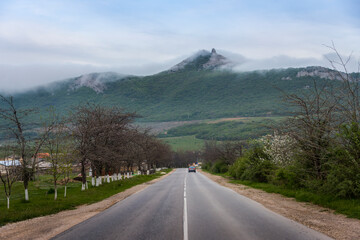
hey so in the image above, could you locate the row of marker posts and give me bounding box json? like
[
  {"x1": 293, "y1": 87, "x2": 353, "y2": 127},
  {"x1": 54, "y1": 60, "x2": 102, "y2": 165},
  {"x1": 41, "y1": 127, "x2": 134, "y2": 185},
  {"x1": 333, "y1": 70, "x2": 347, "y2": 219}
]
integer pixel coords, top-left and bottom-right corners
[
  {"x1": 90, "y1": 171, "x2": 135, "y2": 187},
  {"x1": 89, "y1": 169, "x2": 151, "y2": 187}
]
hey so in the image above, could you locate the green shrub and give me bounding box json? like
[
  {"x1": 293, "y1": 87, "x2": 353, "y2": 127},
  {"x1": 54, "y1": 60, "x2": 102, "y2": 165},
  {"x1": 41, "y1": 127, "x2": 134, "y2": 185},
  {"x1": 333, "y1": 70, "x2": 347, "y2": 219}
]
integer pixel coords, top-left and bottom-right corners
[
  {"x1": 202, "y1": 162, "x2": 212, "y2": 171},
  {"x1": 47, "y1": 188, "x2": 55, "y2": 194},
  {"x1": 229, "y1": 156, "x2": 247, "y2": 179},
  {"x1": 229, "y1": 146, "x2": 275, "y2": 182},
  {"x1": 272, "y1": 165, "x2": 304, "y2": 188},
  {"x1": 211, "y1": 160, "x2": 228, "y2": 173},
  {"x1": 321, "y1": 148, "x2": 360, "y2": 198},
  {"x1": 319, "y1": 123, "x2": 360, "y2": 198}
]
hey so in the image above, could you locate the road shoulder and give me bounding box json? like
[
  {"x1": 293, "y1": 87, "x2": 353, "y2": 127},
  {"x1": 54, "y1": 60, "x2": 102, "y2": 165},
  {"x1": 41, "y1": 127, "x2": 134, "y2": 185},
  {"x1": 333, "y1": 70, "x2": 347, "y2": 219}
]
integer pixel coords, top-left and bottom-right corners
[
  {"x1": 0, "y1": 170, "x2": 175, "y2": 240},
  {"x1": 200, "y1": 169, "x2": 360, "y2": 240}
]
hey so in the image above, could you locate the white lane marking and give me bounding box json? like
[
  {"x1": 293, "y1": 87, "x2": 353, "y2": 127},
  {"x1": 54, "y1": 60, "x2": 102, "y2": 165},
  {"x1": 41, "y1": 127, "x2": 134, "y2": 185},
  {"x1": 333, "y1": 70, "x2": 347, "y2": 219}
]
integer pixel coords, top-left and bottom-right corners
[{"x1": 183, "y1": 173, "x2": 188, "y2": 240}]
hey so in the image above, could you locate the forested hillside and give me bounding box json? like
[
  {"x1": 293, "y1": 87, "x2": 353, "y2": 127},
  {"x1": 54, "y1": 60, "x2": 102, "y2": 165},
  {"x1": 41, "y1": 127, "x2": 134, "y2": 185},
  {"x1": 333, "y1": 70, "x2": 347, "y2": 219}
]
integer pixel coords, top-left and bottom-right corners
[
  {"x1": 3, "y1": 49, "x2": 345, "y2": 122},
  {"x1": 9, "y1": 67, "x2": 341, "y2": 122}
]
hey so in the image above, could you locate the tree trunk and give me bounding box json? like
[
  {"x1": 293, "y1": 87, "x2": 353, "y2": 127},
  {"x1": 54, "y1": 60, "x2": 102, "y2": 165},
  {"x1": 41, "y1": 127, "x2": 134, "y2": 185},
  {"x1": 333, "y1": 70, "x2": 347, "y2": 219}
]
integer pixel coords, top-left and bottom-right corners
[
  {"x1": 7, "y1": 196, "x2": 10, "y2": 209},
  {"x1": 24, "y1": 169, "x2": 30, "y2": 201},
  {"x1": 54, "y1": 174, "x2": 57, "y2": 200},
  {"x1": 81, "y1": 159, "x2": 86, "y2": 191},
  {"x1": 25, "y1": 188, "x2": 29, "y2": 201},
  {"x1": 64, "y1": 185, "x2": 67, "y2": 197}
]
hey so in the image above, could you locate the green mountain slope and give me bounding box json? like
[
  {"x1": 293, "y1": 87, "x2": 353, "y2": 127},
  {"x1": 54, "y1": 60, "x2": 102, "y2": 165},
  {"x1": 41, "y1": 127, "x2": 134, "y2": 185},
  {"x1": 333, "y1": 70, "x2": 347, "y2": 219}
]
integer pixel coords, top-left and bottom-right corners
[{"x1": 6, "y1": 50, "x2": 342, "y2": 122}]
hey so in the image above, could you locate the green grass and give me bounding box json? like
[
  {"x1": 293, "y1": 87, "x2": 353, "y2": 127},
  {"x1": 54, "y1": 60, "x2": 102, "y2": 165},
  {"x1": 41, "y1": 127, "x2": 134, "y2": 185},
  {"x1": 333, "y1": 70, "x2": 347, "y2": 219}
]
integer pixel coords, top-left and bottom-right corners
[
  {"x1": 0, "y1": 169, "x2": 172, "y2": 226},
  {"x1": 203, "y1": 170, "x2": 360, "y2": 220},
  {"x1": 158, "y1": 116, "x2": 285, "y2": 141},
  {"x1": 160, "y1": 135, "x2": 205, "y2": 151}
]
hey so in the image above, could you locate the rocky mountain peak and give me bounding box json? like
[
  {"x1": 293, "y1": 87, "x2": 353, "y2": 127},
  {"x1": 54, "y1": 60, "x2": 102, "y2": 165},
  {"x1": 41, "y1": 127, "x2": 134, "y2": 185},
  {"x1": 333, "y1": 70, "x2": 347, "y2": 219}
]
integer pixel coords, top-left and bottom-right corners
[
  {"x1": 296, "y1": 66, "x2": 345, "y2": 81},
  {"x1": 169, "y1": 48, "x2": 231, "y2": 72}
]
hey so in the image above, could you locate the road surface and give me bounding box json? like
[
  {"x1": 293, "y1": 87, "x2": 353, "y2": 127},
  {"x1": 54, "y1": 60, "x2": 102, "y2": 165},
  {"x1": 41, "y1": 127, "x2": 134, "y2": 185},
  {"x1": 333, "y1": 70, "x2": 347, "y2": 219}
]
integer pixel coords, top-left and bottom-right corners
[{"x1": 53, "y1": 169, "x2": 332, "y2": 240}]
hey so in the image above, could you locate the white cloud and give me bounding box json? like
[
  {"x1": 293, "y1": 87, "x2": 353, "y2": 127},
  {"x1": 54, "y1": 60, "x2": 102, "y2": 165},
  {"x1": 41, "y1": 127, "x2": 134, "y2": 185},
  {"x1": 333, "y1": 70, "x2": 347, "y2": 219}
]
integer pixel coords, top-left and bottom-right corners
[{"x1": 0, "y1": 0, "x2": 359, "y2": 91}]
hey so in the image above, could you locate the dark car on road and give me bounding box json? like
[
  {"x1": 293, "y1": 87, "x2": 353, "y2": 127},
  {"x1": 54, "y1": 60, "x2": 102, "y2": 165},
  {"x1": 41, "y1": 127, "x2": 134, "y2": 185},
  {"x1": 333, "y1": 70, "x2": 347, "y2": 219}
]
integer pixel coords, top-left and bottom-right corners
[{"x1": 188, "y1": 166, "x2": 196, "y2": 173}]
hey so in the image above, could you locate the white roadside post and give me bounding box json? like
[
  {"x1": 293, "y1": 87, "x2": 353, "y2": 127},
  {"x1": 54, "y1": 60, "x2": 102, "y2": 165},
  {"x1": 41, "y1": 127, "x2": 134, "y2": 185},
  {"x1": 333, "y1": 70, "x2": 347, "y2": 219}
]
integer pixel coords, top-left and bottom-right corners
[
  {"x1": 107, "y1": 174, "x2": 110, "y2": 183},
  {"x1": 147, "y1": 170, "x2": 150, "y2": 175},
  {"x1": 138, "y1": 170, "x2": 141, "y2": 175},
  {"x1": 127, "y1": 172, "x2": 130, "y2": 178},
  {"x1": 92, "y1": 177, "x2": 95, "y2": 186},
  {"x1": 118, "y1": 173, "x2": 121, "y2": 180},
  {"x1": 96, "y1": 177, "x2": 100, "y2": 187}
]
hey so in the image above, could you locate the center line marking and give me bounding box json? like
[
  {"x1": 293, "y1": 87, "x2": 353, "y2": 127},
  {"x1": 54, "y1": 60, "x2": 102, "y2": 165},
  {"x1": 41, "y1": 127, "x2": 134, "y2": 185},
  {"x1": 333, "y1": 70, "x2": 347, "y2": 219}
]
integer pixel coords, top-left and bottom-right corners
[{"x1": 183, "y1": 173, "x2": 188, "y2": 240}]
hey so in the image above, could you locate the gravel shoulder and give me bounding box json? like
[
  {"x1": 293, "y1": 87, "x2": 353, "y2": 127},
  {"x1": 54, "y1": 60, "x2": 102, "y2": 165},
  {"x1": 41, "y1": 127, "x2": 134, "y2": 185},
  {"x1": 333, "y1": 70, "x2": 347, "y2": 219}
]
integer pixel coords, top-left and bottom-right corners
[
  {"x1": 200, "y1": 169, "x2": 360, "y2": 240},
  {"x1": 0, "y1": 170, "x2": 175, "y2": 240}
]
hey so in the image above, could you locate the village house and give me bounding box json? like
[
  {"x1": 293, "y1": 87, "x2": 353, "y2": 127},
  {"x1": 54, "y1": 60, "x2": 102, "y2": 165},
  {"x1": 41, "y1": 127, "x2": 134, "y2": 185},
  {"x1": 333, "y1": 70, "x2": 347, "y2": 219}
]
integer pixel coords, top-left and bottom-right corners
[{"x1": 0, "y1": 155, "x2": 21, "y2": 174}]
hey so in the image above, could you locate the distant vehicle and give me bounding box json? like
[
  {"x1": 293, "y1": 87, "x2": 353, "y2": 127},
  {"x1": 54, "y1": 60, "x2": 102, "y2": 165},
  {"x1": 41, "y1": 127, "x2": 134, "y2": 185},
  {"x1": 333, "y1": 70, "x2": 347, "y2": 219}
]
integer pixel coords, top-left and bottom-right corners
[{"x1": 188, "y1": 166, "x2": 196, "y2": 173}]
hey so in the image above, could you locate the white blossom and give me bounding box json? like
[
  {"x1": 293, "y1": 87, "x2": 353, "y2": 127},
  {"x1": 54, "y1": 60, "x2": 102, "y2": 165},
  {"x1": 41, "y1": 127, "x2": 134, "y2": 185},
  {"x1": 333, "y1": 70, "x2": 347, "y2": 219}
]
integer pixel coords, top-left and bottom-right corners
[{"x1": 258, "y1": 132, "x2": 297, "y2": 166}]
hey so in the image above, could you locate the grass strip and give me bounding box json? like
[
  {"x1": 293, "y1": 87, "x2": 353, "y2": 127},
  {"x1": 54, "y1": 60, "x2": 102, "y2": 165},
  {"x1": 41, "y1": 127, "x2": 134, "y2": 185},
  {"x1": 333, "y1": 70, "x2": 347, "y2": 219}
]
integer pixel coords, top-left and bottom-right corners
[{"x1": 0, "y1": 169, "x2": 172, "y2": 226}]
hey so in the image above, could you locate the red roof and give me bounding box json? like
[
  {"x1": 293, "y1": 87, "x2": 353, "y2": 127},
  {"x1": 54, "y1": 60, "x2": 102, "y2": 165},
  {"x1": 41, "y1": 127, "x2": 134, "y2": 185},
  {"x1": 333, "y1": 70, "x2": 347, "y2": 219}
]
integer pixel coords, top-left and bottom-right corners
[{"x1": 37, "y1": 153, "x2": 50, "y2": 159}]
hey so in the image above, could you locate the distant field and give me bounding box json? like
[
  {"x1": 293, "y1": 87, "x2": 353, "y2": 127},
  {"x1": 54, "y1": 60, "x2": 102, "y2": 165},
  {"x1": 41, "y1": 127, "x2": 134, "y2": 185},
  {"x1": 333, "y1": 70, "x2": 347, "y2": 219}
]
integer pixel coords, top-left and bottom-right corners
[
  {"x1": 158, "y1": 116, "x2": 285, "y2": 141},
  {"x1": 205, "y1": 116, "x2": 286, "y2": 124},
  {"x1": 160, "y1": 135, "x2": 205, "y2": 151},
  {"x1": 141, "y1": 116, "x2": 285, "y2": 133},
  {"x1": 157, "y1": 116, "x2": 286, "y2": 151}
]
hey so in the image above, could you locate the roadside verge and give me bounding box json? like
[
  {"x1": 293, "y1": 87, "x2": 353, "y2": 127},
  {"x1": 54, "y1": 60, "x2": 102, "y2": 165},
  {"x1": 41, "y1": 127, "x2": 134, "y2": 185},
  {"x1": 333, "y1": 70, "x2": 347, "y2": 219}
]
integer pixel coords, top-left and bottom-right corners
[
  {"x1": 200, "y1": 169, "x2": 360, "y2": 240},
  {"x1": 0, "y1": 169, "x2": 175, "y2": 240}
]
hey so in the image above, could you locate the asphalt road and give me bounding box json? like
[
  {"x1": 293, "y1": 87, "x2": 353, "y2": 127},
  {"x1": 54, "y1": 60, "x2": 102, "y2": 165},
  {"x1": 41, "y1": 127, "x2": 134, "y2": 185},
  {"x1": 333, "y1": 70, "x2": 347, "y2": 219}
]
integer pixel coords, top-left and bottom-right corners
[{"x1": 53, "y1": 169, "x2": 332, "y2": 240}]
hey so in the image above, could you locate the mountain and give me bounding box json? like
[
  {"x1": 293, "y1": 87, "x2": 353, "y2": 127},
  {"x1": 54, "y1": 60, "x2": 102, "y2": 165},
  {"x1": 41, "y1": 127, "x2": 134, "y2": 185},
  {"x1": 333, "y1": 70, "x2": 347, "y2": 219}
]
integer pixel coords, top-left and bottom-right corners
[
  {"x1": 5, "y1": 49, "x2": 344, "y2": 122},
  {"x1": 169, "y1": 48, "x2": 232, "y2": 72},
  {"x1": 68, "y1": 72, "x2": 126, "y2": 93}
]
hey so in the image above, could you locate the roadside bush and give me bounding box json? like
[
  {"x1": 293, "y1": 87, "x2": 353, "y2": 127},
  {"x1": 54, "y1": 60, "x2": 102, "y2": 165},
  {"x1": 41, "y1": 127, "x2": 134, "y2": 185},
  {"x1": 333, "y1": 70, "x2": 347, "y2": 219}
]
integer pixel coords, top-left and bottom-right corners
[
  {"x1": 321, "y1": 147, "x2": 360, "y2": 198},
  {"x1": 229, "y1": 146, "x2": 275, "y2": 182},
  {"x1": 273, "y1": 167, "x2": 299, "y2": 188},
  {"x1": 202, "y1": 162, "x2": 212, "y2": 171},
  {"x1": 47, "y1": 188, "x2": 55, "y2": 194},
  {"x1": 312, "y1": 124, "x2": 360, "y2": 198},
  {"x1": 229, "y1": 157, "x2": 247, "y2": 179},
  {"x1": 211, "y1": 160, "x2": 228, "y2": 173}
]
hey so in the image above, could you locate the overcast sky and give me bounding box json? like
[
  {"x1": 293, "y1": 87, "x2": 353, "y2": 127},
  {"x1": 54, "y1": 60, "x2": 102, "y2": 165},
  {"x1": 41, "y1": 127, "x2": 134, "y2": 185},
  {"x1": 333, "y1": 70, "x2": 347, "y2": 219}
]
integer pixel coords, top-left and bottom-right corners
[{"x1": 0, "y1": 0, "x2": 359, "y2": 92}]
